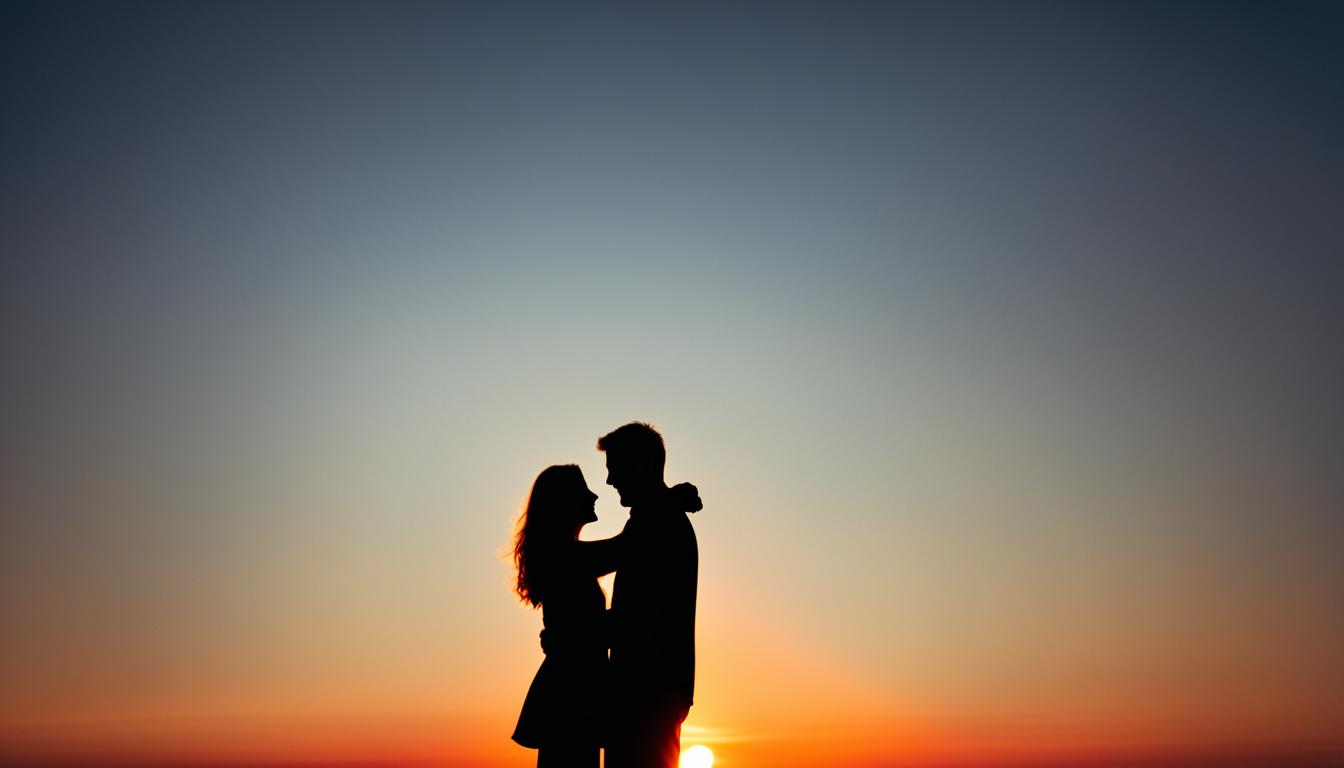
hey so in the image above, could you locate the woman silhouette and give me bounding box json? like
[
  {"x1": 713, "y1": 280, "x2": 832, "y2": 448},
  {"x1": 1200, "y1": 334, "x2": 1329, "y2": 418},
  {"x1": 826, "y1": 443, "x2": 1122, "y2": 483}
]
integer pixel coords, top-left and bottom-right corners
[{"x1": 510, "y1": 464, "x2": 699, "y2": 768}]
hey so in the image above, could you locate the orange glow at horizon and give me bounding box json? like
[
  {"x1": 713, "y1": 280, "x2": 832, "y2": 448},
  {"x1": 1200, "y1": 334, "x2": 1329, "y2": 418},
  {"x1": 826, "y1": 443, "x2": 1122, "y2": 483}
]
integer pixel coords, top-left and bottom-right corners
[{"x1": 4, "y1": 495, "x2": 1342, "y2": 768}]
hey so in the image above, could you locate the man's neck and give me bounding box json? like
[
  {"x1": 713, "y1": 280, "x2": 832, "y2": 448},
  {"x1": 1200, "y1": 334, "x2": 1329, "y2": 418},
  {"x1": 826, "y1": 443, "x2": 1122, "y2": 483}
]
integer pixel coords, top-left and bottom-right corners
[{"x1": 628, "y1": 483, "x2": 670, "y2": 516}]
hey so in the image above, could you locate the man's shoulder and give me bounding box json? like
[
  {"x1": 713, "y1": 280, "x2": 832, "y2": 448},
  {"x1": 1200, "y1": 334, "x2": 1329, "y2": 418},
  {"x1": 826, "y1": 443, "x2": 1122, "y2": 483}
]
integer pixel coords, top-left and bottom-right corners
[
  {"x1": 673, "y1": 507, "x2": 696, "y2": 534},
  {"x1": 649, "y1": 505, "x2": 695, "y2": 531},
  {"x1": 664, "y1": 509, "x2": 697, "y2": 552}
]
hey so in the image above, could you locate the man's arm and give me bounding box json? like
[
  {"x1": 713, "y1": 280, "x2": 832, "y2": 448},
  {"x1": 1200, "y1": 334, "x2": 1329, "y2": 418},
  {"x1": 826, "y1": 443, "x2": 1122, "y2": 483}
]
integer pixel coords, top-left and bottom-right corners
[{"x1": 672, "y1": 516, "x2": 698, "y2": 712}]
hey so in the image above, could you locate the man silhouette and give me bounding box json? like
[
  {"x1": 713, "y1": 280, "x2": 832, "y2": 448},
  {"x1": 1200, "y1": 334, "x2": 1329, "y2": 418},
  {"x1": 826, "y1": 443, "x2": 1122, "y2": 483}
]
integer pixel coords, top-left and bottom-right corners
[{"x1": 599, "y1": 422, "x2": 698, "y2": 768}]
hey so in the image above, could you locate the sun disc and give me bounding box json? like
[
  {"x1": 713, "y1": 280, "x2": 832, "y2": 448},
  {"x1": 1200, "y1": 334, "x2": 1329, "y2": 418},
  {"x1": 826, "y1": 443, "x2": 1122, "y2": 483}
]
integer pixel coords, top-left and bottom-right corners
[{"x1": 680, "y1": 744, "x2": 714, "y2": 768}]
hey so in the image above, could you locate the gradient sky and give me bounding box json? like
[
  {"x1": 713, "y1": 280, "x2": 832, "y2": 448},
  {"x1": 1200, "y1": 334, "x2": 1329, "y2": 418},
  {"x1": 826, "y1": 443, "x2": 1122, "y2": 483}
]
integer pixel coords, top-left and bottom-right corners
[{"x1": 3, "y1": 2, "x2": 1343, "y2": 767}]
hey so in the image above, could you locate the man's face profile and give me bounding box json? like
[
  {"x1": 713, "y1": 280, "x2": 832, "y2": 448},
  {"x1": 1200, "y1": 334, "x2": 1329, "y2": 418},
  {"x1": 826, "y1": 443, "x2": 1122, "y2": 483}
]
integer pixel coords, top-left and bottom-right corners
[{"x1": 605, "y1": 453, "x2": 636, "y2": 507}]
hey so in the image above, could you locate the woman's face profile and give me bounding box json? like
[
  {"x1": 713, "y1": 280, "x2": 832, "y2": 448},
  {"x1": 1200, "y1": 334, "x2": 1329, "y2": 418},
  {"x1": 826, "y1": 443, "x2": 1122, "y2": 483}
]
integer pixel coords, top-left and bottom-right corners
[
  {"x1": 559, "y1": 468, "x2": 596, "y2": 535},
  {"x1": 570, "y1": 474, "x2": 599, "y2": 529}
]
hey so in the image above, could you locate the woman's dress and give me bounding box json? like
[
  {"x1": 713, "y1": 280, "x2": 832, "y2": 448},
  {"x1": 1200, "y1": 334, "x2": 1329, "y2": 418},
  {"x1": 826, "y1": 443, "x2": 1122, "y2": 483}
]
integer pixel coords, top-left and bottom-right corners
[{"x1": 511, "y1": 545, "x2": 609, "y2": 749}]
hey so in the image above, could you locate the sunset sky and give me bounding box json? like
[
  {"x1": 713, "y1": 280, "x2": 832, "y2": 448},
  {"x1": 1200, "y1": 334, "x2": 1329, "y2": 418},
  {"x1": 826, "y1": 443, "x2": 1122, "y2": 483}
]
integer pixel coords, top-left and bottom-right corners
[{"x1": 2, "y1": 2, "x2": 1342, "y2": 767}]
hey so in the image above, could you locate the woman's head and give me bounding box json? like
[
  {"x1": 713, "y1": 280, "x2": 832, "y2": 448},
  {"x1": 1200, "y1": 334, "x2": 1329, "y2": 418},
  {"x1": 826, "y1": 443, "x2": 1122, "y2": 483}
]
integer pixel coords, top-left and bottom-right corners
[{"x1": 512, "y1": 464, "x2": 598, "y2": 607}]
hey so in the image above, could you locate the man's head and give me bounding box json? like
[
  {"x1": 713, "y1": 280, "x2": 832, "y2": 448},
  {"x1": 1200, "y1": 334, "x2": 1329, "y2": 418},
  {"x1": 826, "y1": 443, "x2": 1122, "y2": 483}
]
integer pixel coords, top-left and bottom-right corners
[{"x1": 597, "y1": 421, "x2": 666, "y2": 508}]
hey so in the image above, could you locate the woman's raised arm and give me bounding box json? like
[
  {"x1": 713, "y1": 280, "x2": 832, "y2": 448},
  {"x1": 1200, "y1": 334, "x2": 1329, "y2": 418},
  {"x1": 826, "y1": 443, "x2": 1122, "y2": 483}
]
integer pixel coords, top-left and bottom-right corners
[{"x1": 571, "y1": 533, "x2": 625, "y2": 578}]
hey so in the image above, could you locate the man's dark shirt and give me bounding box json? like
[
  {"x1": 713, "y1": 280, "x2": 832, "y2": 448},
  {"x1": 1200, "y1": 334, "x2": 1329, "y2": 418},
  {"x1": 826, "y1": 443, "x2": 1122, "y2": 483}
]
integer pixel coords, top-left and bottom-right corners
[{"x1": 608, "y1": 493, "x2": 699, "y2": 713}]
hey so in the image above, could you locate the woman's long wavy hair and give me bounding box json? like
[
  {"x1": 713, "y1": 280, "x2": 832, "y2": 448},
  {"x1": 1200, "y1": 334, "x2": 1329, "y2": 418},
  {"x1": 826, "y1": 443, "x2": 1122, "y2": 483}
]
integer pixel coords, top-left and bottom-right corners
[{"x1": 512, "y1": 464, "x2": 583, "y2": 608}]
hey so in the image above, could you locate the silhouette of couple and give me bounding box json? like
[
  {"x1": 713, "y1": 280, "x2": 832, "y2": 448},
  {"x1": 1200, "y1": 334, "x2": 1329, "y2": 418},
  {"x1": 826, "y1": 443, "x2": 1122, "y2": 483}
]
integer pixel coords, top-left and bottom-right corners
[{"x1": 510, "y1": 422, "x2": 701, "y2": 768}]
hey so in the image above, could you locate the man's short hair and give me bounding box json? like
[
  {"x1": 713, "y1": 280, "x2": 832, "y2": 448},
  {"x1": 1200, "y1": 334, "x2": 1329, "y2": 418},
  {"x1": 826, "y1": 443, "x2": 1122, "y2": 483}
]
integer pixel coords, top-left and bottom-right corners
[{"x1": 597, "y1": 421, "x2": 666, "y2": 471}]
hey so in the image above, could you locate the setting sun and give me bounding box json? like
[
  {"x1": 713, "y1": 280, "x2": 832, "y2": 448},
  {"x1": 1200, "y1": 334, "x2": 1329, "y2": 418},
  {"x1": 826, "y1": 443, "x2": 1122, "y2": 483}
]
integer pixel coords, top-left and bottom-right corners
[{"x1": 680, "y1": 744, "x2": 714, "y2": 768}]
